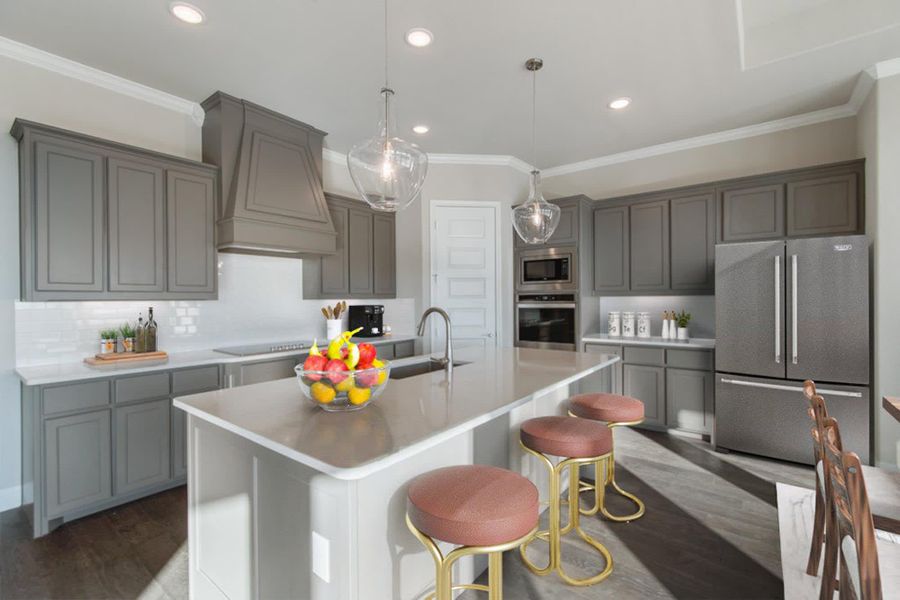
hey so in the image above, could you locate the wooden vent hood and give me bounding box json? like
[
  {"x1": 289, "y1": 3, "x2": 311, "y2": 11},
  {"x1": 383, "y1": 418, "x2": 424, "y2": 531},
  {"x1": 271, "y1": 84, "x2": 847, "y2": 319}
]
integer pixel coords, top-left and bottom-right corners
[{"x1": 201, "y1": 91, "x2": 337, "y2": 257}]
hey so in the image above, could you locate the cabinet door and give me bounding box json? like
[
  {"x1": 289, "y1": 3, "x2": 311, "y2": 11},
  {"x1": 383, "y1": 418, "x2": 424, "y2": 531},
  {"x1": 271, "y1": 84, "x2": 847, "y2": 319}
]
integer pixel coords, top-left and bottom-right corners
[
  {"x1": 239, "y1": 357, "x2": 299, "y2": 386},
  {"x1": 172, "y1": 405, "x2": 187, "y2": 479},
  {"x1": 666, "y1": 368, "x2": 713, "y2": 434},
  {"x1": 115, "y1": 399, "x2": 170, "y2": 495},
  {"x1": 580, "y1": 344, "x2": 623, "y2": 395},
  {"x1": 348, "y1": 208, "x2": 374, "y2": 296},
  {"x1": 545, "y1": 202, "x2": 578, "y2": 246},
  {"x1": 623, "y1": 364, "x2": 665, "y2": 427},
  {"x1": 593, "y1": 206, "x2": 629, "y2": 293},
  {"x1": 786, "y1": 173, "x2": 859, "y2": 237},
  {"x1": 33, "y1": 140, "x2": 105, "y2": 293},
  {"x1": 167, "y1": 170, "x2": 216, "y2": 294},
  {"x1": 720, "y1": 184, "x2": 785, "y2": 242},
  {"x1": 372, "y1": 213, "x2": 396, "y2": 297},
  {"x1": 393, "y1": 340, "x2": 415, "y2": 358},
  {"x1": 108, "y1": 158, "x2": 165, "y2": 292},
  {"x1": 629, "y1": 200, "x2": 670, "y2": 292},
  {"x1": 670, "y1": 192, "x2": 715, "y2": 291},
  {"x1": 321, "y1": 204, "x2": 350, "y2": 297},
  {"x1": 44, "y1": 410, "x2": 112, "y2": 517}
]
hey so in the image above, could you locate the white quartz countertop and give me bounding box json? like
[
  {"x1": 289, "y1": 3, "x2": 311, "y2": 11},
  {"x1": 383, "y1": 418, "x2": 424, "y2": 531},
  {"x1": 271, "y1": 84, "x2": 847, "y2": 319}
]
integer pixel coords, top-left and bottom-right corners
[
  {"x1": 174, "y1": 347, "x2": 620, "y2": 480},
  {"x1": 15, "y1": 335, "x2": 419, "y2": 386},
  {"x1": 582, "y1": 333, "x2": 715, "y2": 350}
]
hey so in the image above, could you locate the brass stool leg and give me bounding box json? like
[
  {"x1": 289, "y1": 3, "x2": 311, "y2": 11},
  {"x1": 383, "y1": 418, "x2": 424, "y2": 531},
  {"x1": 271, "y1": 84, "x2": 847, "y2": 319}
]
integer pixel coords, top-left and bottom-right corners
[
  {"x1": 519, "y1": 441, "x2": 614, "y2": 586},
  {"x1": 406, "y1": 513, "x2": 536, "y2": 600}
]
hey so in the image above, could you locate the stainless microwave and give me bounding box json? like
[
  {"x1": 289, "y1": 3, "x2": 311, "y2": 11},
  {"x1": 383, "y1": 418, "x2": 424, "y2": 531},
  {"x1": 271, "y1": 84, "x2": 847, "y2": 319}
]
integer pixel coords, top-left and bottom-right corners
[{"x1": 516, "y1": 247, "x2": 577, "y2": 291}]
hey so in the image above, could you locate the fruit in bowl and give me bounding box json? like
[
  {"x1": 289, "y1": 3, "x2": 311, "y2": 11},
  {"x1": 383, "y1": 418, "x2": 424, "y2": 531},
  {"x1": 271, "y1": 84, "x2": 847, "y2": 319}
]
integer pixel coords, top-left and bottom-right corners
[{"x1": 295, "y1": 329, "x2": 391, "y2": 411}]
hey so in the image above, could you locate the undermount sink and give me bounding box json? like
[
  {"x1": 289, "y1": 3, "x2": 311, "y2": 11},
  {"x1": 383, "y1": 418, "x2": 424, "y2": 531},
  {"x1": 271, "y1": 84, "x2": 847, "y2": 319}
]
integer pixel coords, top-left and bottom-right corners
[{"x1": 390, "y1": 359, "x2": 469, "y2": 380}]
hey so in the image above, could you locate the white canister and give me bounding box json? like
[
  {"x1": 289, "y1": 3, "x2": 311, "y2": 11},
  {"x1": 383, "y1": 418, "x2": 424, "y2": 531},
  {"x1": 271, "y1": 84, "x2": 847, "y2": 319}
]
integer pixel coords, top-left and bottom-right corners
[
  {"x1": 637, "y1": 312, "x2": 651, "y2": 338},
  {"x1": 622, "y1": 312, "x2": 636, "y2": 337},
  {"x1": 607, "y1": 311, "x2": 621, "y2": 337},
  {"x1": 326, "y1": 319, "x2": 343, "y2": 341}
]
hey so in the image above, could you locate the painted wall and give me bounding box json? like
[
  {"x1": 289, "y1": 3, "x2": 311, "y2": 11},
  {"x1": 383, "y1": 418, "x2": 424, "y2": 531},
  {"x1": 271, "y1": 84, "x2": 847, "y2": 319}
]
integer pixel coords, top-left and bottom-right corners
[{"x1": 858, "y1": 73, "x2": 900, "y2": 470}]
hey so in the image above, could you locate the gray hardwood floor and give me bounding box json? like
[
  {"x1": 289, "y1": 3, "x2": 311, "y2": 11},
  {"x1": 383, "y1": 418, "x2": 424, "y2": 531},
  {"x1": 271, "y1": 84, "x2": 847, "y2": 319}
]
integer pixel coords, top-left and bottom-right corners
[{"x1": 0, "y1": 428, "x2": 813, "y2": 599}]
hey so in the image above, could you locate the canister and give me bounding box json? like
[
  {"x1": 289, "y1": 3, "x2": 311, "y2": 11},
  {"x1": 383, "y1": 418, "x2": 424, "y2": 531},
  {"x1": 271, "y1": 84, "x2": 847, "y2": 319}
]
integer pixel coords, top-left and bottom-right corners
[
  {"x1": 607, "y1": 311, "x2": 621, "y2": 337},
  {"x1": 622, "y1": 311, "x2": 636, "y2": 337},
  {"x1": 637, "y1": 312, "x2": 651, "y2": 338}
]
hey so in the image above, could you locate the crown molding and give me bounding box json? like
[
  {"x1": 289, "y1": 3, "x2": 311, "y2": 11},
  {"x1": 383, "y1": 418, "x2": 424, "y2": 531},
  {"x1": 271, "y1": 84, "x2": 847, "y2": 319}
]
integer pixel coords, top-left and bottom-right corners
[
  {"x1": 0, "y1": 36, "x2": 204, "y2": 126},
  {"x1": 869, "y1": 56, "x2": 900, "y2": 80},
  {"x1": 322, "y1": 148, "x2": 533, "y2": 174},
  {"x1": 323, "y1": 148, "x2": 346, "y2": 165}
]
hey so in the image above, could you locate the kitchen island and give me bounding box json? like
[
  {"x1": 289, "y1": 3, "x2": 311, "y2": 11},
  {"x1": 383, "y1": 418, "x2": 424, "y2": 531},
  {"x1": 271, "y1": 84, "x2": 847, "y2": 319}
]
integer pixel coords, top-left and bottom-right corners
[{"x1": 174, "y1": 346, "x2": 619, "y2": 600}]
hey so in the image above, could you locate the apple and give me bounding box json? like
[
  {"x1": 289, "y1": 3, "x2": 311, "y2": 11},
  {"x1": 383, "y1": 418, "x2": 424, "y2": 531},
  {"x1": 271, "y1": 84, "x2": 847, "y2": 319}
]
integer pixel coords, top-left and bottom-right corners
[
  {"x1": 303, "y1": 354, "x2": 328, "y2": 380},
  {"x1": 355, "y1": 366, "x2": 377, "y2": 387},
  {"x1": 324, "y1": 359, "x2": 349, "y2": 384},
  {"x1": 358, "y1": 343, "x2": 377, "y2": 365}
]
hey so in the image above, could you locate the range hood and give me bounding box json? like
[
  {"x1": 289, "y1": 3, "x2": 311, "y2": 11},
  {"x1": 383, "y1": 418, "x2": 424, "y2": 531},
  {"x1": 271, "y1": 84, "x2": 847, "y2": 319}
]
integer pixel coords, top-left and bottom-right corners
[{"x1": 201, "y1": 91, "x2": 337, "y2": 257}]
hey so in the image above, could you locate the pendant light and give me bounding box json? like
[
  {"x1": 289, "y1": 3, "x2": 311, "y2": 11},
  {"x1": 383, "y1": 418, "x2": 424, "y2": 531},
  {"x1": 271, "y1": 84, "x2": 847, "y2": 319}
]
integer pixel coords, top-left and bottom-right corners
[
  {"x1": 512, "y1": 58, "x2": 560, "y2": 244},
  {"x1": 347, "y1": 0, "x2": 428, "y2": 212}
]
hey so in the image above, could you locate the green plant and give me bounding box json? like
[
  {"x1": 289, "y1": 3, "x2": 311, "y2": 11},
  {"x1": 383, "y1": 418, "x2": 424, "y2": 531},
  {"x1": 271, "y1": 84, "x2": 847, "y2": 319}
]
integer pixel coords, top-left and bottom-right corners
[
  {"x1": 99, "y1": 328, "x2": 118, "y2": 340},
  {"x1": 119, "y1": 323, "x2": 136, "y2": 339},
  {"x1": 675, "y1": 310, "x2": 692, "y2": 329}
]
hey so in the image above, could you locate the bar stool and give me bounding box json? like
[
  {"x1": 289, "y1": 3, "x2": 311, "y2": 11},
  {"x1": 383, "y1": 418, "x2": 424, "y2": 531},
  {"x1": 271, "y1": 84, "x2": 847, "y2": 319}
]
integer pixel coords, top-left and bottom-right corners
[
  {"x1": 406, "y1": 465, "x2": 539, "y2": 600},
  {"x1": 518, "y1": 416, "x2": 614, "y2": 586},
  {"x1": 568, "y1": 393, "x2": 645, "y2": 522}
]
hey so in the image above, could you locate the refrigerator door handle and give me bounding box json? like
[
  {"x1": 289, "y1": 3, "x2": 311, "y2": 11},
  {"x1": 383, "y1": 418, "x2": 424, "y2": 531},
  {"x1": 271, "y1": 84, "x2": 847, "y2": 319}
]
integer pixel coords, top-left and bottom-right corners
[
  {"x1": 719, "y1": 377, "x2": 862, "y2": 398},
  {"x1": 774, "y1": 255, "x2": 781, "y2": 364},
  {"x1": 791, "y1": 254, "x2": 798, "y2": 365}
]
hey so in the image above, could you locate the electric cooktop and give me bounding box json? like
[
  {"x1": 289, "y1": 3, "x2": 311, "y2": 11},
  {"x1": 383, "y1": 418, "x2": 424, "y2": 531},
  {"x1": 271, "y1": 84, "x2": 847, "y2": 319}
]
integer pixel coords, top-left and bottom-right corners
[{"x1": 214, "y1": 341, "x2": 308, "y2": 357}]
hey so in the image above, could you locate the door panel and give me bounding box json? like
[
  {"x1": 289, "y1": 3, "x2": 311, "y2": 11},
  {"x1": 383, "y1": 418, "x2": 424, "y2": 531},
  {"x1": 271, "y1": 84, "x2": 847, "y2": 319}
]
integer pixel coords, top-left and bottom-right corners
[
  {"x1": 321, "y1": 204, "x2": 350, "y2": 297},
  {"x1": 785, "y1": 236, "x2": 869, "y2": 384},
  {"x1": 629, "y1": 200, "x2": 670, "y2": 291},
  {"x1": 592, "y1": 206, "x2": 629, "y2": 293},
  {"x1": 239, "y1": 357, "x2": 299, "y2": 386},
  {"x1": 670, "y1": 193, "x2": 715, "y2": 291},
  {"x1": 172, "y1": 405, "x2": 187, "y2": 479},
  {"x1": 720, "y1": 184, "x2": 785, "y2": 242},
  {"x1": 45, "y1": 410, "x2": 112, "y2": 516},
  {"x1": 348, "y1": 208, "x2": 374, "y2": 295},
  {"x1": 666, "y1": 368, "x2": 713, "y2": 434},
  {"x1": 715, "y1": 241, "x2": 785, "y2": 378},
  {"x1": 372, "y1": 213, "x2": 396, "y2": 296},
  {"x1": 623, "y1": 364, "x2": 665, "y2": 427},
  {"x1": 167, "y1": 170, "x2": 216, "y2": 294},
  {"x1": 786, "y1": 174, "x2": 858, "y2": 237},
  {"x1": 115, "y1": 399, "x2": 170, "y2": 495}
]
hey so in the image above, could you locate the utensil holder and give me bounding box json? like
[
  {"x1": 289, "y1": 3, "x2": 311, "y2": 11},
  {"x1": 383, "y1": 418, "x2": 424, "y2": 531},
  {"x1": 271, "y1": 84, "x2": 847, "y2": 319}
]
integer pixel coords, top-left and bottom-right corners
[{"x1": 326, "y1": 319, "x2": 343, "y2": 341}]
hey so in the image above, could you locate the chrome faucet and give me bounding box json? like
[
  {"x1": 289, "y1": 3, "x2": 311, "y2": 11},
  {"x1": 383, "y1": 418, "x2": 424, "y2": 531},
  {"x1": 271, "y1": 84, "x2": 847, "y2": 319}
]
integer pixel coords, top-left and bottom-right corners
[{"x1": 416, "y1": 307, "x2": 453, "y2": 368}]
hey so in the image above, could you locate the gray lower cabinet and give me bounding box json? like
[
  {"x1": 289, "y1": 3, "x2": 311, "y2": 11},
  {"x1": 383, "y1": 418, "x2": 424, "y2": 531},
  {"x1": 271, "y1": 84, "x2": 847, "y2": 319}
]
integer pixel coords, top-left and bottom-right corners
[
  {"x1": 226, "y1": 356, "x2": 300, "y2": 387},
  {"x1": 666, "y1": 368, "x2": 714, "y2": 434},
  {"x1": 172, "y1": 406, "x2": 187, "y2": 479},
  {"x1": 44, "y1": 409, "x2": 112, "y2": 518},
  {"x1": 593, "y1": 206, "x2": 629, "y2": 293},
  {"x1": 167, "y1": 170, "x2": 217, "y2": 294},
  {"x1": 623, "y1": 364, "x2": 666, "y2": 427},
  {"x1": 115, "y1": 399, "x2": 170, "y2": 495},
  {"x1": 670, "y1": 192, "x2": 715, "y2": 291},
  {"x1": 393, "y1": 340, "x2": 415, "y2": 359}
]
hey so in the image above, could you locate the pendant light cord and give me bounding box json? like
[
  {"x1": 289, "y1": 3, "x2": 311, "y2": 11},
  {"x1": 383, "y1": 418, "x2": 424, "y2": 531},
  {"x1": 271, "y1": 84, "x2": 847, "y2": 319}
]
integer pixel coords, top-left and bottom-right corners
[
  {"x1": 383, "y1": 0, "x2": 389, "y2": 89},
  {"x1": 531, "y1": 66, "x2": 537, "y2": 170}
]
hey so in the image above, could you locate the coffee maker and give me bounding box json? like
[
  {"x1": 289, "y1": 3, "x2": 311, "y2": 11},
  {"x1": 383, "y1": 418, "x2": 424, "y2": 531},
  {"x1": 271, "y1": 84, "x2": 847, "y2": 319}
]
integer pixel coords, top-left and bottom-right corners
[{"x1": 348, "y1": 305, "x2": 384, "y2": 337}]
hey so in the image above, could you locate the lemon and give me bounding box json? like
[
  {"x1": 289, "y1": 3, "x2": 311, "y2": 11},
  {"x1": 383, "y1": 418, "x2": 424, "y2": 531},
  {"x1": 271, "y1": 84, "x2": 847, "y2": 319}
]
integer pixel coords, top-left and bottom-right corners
[
  {"x1": 335, "y1": 376, "x2": 355, "y2": 393},
  {"x1": 372, "y1": 359, "x2": 388, "y2": 385},
  {"x1": 310, "y1": 381, "x2": 336, "y2": 404},
  {"x1": 347, "y1": 386, "x2": 372, "y2": 406}
]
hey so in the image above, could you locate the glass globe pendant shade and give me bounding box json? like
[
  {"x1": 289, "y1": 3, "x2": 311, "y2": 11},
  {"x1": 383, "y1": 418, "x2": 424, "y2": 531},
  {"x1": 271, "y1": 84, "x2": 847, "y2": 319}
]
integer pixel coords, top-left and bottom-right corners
[
  {"x1": 347, "y1": 88, "x2": 428, "y2": 212},
  {"x1": 512, "y1": 170, "x2": 560, "y2": 244}
]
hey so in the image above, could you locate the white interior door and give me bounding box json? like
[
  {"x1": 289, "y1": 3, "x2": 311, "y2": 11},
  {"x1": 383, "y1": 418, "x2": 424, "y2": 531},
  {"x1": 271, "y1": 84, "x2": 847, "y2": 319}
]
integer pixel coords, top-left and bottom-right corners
[{"x1": 430, "y1": 202, "x2": 499, "y2": 350}]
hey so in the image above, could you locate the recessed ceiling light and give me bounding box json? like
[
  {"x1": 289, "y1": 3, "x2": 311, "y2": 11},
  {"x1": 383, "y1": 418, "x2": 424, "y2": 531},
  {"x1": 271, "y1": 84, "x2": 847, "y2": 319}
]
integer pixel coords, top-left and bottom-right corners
[
  {"x1": 405, "y1": 28, "x2": 434, "y2": 48},
  {"x1": 412, "y1": 125, "x2": 429, "y2": 134},
  {"x1": 608, "y1": 97, "x2": 631, "y2": 110},
  {"x1": 170, "y1": 2, "x2": 205, "y2": 24}
]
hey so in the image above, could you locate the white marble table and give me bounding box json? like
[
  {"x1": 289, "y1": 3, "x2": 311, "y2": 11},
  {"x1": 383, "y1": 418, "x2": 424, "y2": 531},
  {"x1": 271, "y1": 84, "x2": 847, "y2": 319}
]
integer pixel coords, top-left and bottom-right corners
[{"x1": 174, "y1": 346, "x2": 619, "y2": 600}]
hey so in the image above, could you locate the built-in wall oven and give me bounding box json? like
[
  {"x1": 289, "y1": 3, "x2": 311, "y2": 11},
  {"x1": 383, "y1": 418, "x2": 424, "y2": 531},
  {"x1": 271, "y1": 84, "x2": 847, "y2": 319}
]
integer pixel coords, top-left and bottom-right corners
[
  {"x1": 515, "y1": 293, "x2": 577, "y2": 351},
  {"x1": 516, "y1": 247, "x2": 576, "y2": 292}
]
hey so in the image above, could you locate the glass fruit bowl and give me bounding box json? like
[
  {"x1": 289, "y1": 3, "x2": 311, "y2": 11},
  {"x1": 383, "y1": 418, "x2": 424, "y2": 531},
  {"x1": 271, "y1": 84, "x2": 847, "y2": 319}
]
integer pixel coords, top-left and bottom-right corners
[{"x1": 295, "y1": 361, "x2": 391, "y2": 412}]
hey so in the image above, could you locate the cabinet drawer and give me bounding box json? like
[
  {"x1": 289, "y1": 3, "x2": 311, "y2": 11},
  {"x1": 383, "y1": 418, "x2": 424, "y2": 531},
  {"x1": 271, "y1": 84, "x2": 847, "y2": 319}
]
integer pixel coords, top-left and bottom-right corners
[
  {"x1": 378, "y1": 343, "x2": 396, "y2": 360},
  {"x1": 172, "y1": 366, "x2": 220, "y2": 395},
  {"x1": 115, "y1": 372, "x2": 170, "y2": 404},
  {"x1": 666, "y1": 349, "x2": 713, "y2": 371},
  {"x1": 393, "y1": 340, "x2": 415, "y2": 359},
  {"x1": 584, "y1": 343, "x2": 623, "y2": 358},
  {"x1": 623, "y1": 346, "x2": 665, "y2": 366},
  {"x1": 43, "y1": 380, "x2": 110, "y2": 415}
]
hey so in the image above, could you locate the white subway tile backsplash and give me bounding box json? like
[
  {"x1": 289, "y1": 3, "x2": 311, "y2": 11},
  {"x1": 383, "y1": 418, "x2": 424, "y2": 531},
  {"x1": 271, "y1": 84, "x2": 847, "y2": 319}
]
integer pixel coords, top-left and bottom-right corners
[{"x1": 15, "y1": 254, "x2": 417, "y2": 367}]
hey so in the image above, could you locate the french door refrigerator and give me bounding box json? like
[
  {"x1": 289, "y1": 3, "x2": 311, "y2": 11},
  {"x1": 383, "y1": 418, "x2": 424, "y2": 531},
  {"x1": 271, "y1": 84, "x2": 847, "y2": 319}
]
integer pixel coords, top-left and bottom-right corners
[{"x1": 714, "y1": 235, "x2": 870, "y2": 465}]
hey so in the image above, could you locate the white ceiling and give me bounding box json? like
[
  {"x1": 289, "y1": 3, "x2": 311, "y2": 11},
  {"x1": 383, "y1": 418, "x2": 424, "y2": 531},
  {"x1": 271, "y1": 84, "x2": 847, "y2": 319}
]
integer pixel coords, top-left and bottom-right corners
[{"x1": 1, "y1": 0, "x2": 899, "y2": 168}]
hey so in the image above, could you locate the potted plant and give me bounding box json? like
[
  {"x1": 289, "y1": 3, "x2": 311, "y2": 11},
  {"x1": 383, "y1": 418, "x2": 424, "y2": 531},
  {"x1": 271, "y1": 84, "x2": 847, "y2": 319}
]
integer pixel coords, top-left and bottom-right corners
[
  {"x1": 99, "y1": 329, "x2": 118, "y2": 354},
  {"x1": 119, "y1": 323, "x2": 136, "y2": 353},
  {"x1": 675, "y1": 310, "x2": 691, "y2": 340}
]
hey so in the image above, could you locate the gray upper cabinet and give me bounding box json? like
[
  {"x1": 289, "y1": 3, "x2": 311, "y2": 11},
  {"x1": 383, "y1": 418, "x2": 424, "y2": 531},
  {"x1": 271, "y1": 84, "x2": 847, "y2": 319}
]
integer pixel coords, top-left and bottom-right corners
[
  {"x1": 629, "y1": 200, "x2": 670, "y2": 292},
  {"x1": 31, "y1": 139, "x2": 105, "y2": 295},
  {"x1": 167, "y1": 170, "x2": 217, "y2": 294},
  {"x1": 786, "y1": 173, "x2": 859, "y2": 237},
  {"x1": 372, "y1": 213, "x2": 397, "y2": 297},
  {"x1": 348, "y1": 207, "x2": 374, "y2": 296},
  {"x1": 320, "y1": 204, "x2": 350, "y2": 297},
  {"x1": 592, "y1": 206, "x2": 629, "y2": 293},
  {"x1": 44, "y1": 410, "x2": 112, "y2": 517},
  {"x1": 108, "y1": 158, "x2": 165, "y2": 292},
  {"x1": 115, "y1": 399, "x2": 170, "y2": 495},
  {"x1": 720, "y1": 184, "x2": 785, "y2": 242},
  {"x1": 12, "y1": 120, "x2": 219, "y2": 301},
  {"x1": 670, "y1": 192, "x2": 715, "y2": 291},
  {"x1": 516, "y1": 199, "x2": 579, "y2": 248}
]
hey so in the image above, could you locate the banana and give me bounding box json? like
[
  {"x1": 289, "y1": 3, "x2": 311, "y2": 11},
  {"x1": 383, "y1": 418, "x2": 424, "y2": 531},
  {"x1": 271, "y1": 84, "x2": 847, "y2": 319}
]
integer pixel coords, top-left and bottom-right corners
[
  {"x1": 327, "y1": 327, "x2": 365, "y2": 360},
  {"x1": 308, "y1": 338, "x2": 322, "y2": 357}
]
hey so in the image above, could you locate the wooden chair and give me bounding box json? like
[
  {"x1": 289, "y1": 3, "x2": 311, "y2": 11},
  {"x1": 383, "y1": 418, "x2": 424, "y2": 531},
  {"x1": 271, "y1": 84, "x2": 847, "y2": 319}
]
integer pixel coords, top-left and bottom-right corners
[{"x1": 823, "y1": 419, "x2": 883, "y2": 600}]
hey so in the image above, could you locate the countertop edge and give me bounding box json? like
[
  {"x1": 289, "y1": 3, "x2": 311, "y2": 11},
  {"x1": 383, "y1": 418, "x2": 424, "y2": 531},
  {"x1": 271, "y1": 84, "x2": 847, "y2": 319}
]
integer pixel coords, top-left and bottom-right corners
[{"x1": 581, "y1": 334, "x2": 715, "y2": 350}]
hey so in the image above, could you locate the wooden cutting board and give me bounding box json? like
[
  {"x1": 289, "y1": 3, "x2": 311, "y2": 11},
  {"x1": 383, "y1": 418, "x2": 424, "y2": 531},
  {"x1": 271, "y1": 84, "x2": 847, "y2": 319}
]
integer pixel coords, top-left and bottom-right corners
[{"x1": 84, "y1": 351, "x2": 168, "y2": 365}]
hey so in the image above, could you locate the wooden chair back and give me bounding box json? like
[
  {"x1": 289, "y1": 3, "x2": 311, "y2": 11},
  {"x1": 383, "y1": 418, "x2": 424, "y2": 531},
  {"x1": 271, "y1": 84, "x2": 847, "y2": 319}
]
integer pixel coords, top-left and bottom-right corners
[
  {"x1": 823, "y1": 419, "x2": 883, "y2": 600},
  {"x1": 804, "y1": 381, "x2": 832, "y2": 498}
]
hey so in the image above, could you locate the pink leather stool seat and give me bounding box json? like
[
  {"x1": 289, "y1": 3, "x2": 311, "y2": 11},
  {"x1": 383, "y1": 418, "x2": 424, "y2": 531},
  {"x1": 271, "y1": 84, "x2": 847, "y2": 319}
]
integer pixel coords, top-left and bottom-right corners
[
  {"x1": 569, "y1": 393, "x2": 645, "y2": 423},
  {"x1": 520, "y1": 416, "x2": 613, "y2": 459},
  {"x1": 407, "y1": 465, "x2": 539, "y2": 547}
]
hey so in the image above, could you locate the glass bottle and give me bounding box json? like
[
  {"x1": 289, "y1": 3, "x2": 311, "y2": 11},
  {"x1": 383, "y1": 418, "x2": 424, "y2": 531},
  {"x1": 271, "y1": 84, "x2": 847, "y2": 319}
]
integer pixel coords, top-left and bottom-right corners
[
  {"x1": 146, "y1": 307, "x2": 158, "y2": 352},
  {"x1": 135, "y1": 315, "x2": 146, "y2": 353}
]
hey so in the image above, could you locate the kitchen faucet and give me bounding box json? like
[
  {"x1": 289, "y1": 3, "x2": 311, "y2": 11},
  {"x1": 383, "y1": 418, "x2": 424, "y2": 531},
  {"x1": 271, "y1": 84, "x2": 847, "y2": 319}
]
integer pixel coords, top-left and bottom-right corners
[{"x1": 416, "y1": 307, "x2": 453, "y2": 368}]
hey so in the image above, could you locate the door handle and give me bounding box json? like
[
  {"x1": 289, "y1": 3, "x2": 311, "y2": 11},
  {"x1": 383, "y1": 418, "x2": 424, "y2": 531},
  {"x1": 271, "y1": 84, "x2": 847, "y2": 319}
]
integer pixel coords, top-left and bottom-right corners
[
  {"x1": 484, "y1": 332, "x2": 494, "y2": 338},
  {"x1": 719, "y1": 377, "x2": 862, "y2": 398},
  {"x1": 791, "y1": 254, "x2": 798, "y2": 365},
  {"x1": 774, "y1": 255, "x2": 781, "y2": 364}
]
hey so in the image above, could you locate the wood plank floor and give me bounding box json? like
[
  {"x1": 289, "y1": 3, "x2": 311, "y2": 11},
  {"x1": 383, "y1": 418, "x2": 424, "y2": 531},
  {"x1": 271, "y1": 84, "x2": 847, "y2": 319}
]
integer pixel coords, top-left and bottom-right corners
[{"x1": 1, "y1": 428, "x2": 814, "y2": 599}]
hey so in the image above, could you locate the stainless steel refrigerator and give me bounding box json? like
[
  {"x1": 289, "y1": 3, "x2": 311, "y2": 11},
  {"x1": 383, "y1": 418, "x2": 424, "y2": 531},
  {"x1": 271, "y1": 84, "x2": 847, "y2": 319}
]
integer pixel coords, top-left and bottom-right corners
[{"x1": 714, "y1": 235, "x2": 870, "y2": 464}]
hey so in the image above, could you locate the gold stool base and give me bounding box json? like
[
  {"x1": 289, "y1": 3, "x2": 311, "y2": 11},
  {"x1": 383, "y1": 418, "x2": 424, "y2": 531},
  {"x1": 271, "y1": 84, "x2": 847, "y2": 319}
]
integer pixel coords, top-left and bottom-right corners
[
  {"x1": 518, "y1": 441, "x2": 614, "y2": 586},
  {"x1": 406, "y1": 513, "x2": 537, "y2": 600}
]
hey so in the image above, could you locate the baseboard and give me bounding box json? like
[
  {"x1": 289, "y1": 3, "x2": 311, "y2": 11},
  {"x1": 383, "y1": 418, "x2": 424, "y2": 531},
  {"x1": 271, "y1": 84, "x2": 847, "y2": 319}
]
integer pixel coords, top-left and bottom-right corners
[
  {"x1": 0, "y1": 484, "x2": 22, "y2": 512},
  {"x1": 875, "y1": 460, "x2": 899, "y2": 472}
]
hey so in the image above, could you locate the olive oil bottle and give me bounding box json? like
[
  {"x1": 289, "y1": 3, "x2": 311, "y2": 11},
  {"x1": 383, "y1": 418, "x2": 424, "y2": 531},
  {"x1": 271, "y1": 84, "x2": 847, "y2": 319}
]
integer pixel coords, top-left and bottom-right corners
[
  {"x1": 145, "y1": 307, "x2": 158, "y2": 352},
  {"x1": 135, "y1": 314, "x2": 146, "y2": 353}
]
